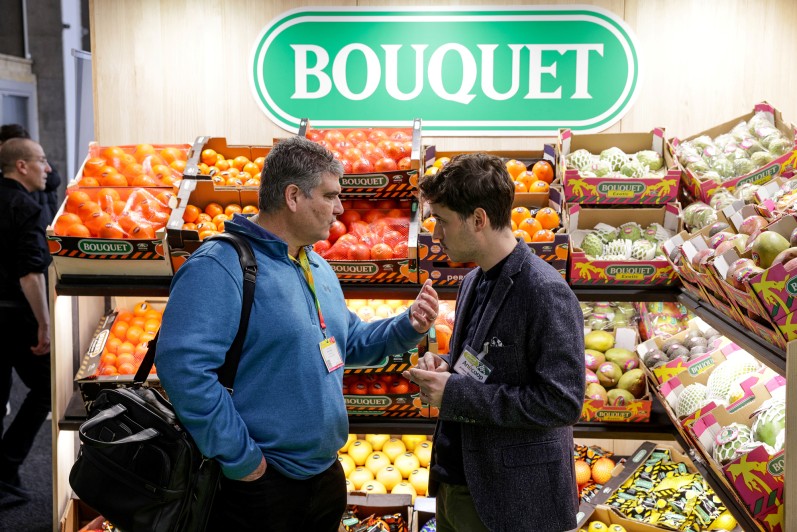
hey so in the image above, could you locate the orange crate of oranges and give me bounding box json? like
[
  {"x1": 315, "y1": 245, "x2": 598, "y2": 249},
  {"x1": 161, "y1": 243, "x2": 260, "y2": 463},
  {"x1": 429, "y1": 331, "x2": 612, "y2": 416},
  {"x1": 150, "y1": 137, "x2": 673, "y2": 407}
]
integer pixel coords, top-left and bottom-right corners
[
  {"x1": 299, "y1": 118, "x2": 426, "y2": 200},
  {"x1": 76, "y1": 142, "x2": 190, "y2": 188},
  {"x1": 75, "y1": 299, "x2": 166, "y2": 405},
  {"x1": 46, "y1": 187, "x2": 174, "y2": 278},
  {"x1": 167, "y1": 179, "x2": 260, "y2": 271},
  {"x1": 558, "y1": 128, "x2": 681, "y2": 205},
  {"x1": 184, "y1": 136, "x2": 269, "y2": 188}
]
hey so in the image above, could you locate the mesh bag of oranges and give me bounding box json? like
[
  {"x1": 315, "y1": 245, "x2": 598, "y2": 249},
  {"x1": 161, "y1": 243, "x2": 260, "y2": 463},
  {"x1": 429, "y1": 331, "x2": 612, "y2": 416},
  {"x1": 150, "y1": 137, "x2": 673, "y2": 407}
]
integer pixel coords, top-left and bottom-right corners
[
  {"x1": 79, "y1": 143, "x2": 189, "y2": 188},
  {"x1": 53, "y1": 187, "x2": 174, "y2": 239},
  {"x1": 303, "y1": 126, "x2": 415, "y2": 174}
]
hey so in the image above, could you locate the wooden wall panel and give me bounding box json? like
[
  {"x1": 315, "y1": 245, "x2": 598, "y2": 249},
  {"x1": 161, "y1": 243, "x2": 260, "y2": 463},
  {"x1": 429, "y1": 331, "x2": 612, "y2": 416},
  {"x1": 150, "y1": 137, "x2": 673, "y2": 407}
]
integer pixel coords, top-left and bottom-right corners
[{"x1": 90, "y1": 0, "x2": 797, "y2": 152}]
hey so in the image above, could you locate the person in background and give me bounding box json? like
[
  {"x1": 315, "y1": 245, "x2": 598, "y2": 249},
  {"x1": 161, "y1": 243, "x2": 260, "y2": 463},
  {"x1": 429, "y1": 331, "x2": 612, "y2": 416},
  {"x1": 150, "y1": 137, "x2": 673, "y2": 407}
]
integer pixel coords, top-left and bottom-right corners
[
  {"x1": 404, "y1": 153, "x2": 585, "y2": 532},
  {"x1": 0, "y1": 138, "x2": 53, "y2": 507},
  {"x1": 0, "y1": 124, "x2": 61, "y2": 231},
  {"x1": 156, "y1": 136, "x2": 439, "y2": 532}
]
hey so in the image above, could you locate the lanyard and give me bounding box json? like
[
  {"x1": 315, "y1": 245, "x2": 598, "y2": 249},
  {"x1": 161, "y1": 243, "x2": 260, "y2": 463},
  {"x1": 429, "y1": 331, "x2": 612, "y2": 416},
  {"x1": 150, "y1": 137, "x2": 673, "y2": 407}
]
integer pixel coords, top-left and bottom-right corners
[{"x1": 293, "y1": 247, "x2": 328, "y2": 337}]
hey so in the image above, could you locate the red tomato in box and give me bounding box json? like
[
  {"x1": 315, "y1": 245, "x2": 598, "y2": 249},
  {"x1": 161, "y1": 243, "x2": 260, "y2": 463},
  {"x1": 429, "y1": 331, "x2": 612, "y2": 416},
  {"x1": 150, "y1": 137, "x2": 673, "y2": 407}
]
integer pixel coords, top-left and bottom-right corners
[
  {"x1": 363, "y1": 210, "x2": 383, "y2": 224},
  {"x1": 313, "y1": 240, "x2": 331, "y2": 255},
  {"x1": 328, "y1": 221, "x2": 347, "y2": 243},
  {"x1": 374, "y1": 157, "x2": 398, "y2": 172},
  {"x1": 393, "y1": 241, "x2": 409, "y2": 258},
  {"x1": 371, "y1": 243, "x2": 394, "y2": 260},
  {"x1": 398, "y1": 157, "x2": 412, "y2": 170},
  {"x1": 352, "y1": 158, "x2": 374, "y2": 174},
  {"x1": 338, "y1": 210, "x2": 361, "y2": 228},
  {"x1": 347, "y1": 244, "x2": 371, "y2": 260}
]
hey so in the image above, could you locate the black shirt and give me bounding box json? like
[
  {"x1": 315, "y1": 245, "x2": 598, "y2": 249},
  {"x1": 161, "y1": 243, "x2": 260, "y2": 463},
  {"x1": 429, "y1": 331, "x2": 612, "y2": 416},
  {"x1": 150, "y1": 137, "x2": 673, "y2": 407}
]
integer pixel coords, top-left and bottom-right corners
[
  {"x1": 431, "y1": 254, "x2": 510, "y2": 485},
  {"x1": 0, "y1": 177, "x2": 51, "y2": 304}
]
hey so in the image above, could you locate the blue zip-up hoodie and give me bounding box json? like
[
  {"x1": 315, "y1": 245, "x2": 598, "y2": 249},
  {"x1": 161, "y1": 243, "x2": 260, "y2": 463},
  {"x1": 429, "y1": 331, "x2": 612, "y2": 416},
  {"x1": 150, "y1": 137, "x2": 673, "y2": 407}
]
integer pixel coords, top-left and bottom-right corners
[{"x1": 156, "y1": 217, "x2": 424, "y2": 480}]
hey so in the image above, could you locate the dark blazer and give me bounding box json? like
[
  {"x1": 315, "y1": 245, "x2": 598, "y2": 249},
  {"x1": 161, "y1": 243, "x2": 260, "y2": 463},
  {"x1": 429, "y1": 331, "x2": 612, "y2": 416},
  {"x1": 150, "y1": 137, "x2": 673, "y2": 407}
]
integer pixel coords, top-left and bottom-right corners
[{"x1": 430, "y1": 241, "x2": 585, "y2": 532}]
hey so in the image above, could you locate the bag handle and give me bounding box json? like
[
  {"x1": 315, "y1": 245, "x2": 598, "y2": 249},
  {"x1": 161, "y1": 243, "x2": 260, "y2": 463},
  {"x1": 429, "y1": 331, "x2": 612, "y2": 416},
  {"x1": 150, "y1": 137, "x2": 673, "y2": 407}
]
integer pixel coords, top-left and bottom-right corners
[
  {"x1": 133, "y1": 232, "x2": 257, "y2": 393},
  {"x1": 78, "y1": 403, "x2": 160, "y2": 446}
]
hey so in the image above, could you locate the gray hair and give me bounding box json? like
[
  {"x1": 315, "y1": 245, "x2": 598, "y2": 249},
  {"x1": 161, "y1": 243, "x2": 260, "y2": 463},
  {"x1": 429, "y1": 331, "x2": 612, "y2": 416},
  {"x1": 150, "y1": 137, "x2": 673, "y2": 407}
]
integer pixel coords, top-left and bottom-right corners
[{"x1": 258, "y1": 135, "x2": 344, "y2": 213}]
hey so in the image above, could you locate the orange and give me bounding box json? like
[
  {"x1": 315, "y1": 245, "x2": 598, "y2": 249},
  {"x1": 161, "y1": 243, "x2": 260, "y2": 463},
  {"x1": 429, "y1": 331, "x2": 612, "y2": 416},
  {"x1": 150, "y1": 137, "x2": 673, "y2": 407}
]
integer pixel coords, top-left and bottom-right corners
[
  {"x1": 155, "y1": 191, "x2": 175, "y2": 206},
  {"x1": 116, "y1": 310, "x2": 134, "y2": 323},
  {"x1": 99, "y1": 365, "x2": 118, "y2": 376},
  {"x1": 212, "y1": 213, "x2": 230, "y2": 229},
  {"x1": 529, "y1": 181, "x2": 550, "y2": 194},
  {"x1": 65, "y1": 223, "x2": 91, "y2": 237},
  {"x1": 225, "y1": 176, "x2": 244, "y2": 187},
  {"x1": 532, "y1": 160, "x2": 554, "y2": 184},
  {"x1": 126, "y1": 325, "x2": 144, "y2": 345},
  {"x1": 242, "y1": 205, "x2": 259, "y2": 215},
  {"x1": 510, "y1": 206, "x2": 532, "y2": 228},
  {"x1": 591, "y1": 457, "x2": 615, "y2": 485},
  {"x1": 513, "y1": 181, "x2": 527, "y2": 193},
  {"x1": 197, "y1": 163, "x2": 210, "y2": 174},
  {"x1": 98, "y1": 222, "x2": 126, "y2": 239},
  {"x1": 83, "y1": 157, "x2": 107, "y2": 177},
  {"x1": 97, "y1": 187, "x2": 121, "y2": 203},
  {"x1": 242, "y1": 162, "x2": 260, "y2": 176},
  {"x1": 99, "y1": 146, "x2": 125, "y2": 163},
  {"x1": 160, "y1": 147, "x2": 185, "y2": 164},
  {"x1": 516, "y1": 170, "x2": 537, "y2": 191},
  {"x1": 575, "y1": 460, "x2": 591, "y2": 486},
  {"x1": 112, "y1": 200, "x2": 127, "y2": 215},
  {"x1": 532, "y1": 229, "x2": 555, "y2": 243},
  {"x1": 134, "y1": 144, "x2": 157, "y2": 163},
  {"x1": 143, "y1": 308, "x2": 162, "y2": 321},
  {"x1": 129, "y1": 316, "x2": 146, "y2": 329},
  {"x1": 117, "y1": 362, "x2": 136, "y2": 375},
  {"x1": 66, "y1": 190, "x2": 92, "y2": 214},
  {"x1": 117, "y1": 153, "x2": 137, "y2": 171},
  {"x1": 121, "y1": 162, "x2": 144, "y2": 180},
  {"x1": 105, "y1": 336, "x2": 122, "y2": 354},
  {"x1": 518, "y1": 217, "x2": 542, "y2": 236},
  {"x1": 421, "y1": 216, "x2": 436, "y2": 234},
  {"x1": 85, "y1": 211, "x2": 113, "y2": 235},
  {"x1": 232, "y1": 156, "x2": 250, "y2": 171},
  {"x1": 513, "y1": 229, "x2": 532, "y2": 243},
  {"x1": 100, "y1": 172, "x2": 129, "y2": 187},
  {"x1": 110, "y1": 321, "x2": 129, "y2": 339},
  {"x1": 54, "y1": 213, "x2": 82, "y2": 235},
  {"x1": 198, "y1": 229, "x2": 219, "y2": 240},
  {"x1": 169, "y1": 160, "x2": 187, "y2": 173},
  {"x1": 100, "y1": 352, "x2": 117, "y2": 367},
  {"x1": 182, "y1": 223, "x2": 197, "y2": 231},
  {"x1": 200, "y1": 148, "x2": 218, "y2": 166},
  {"x1": 139, "y1": 331, "x2": 156, "y2": 344},
  {"x1": 150, "y1": 164, "x2": 173, "y2": 182},
  {"x1": 77, "y1": 201, "x2": 102, "y2": 222},
  {"x1": 196, "y1": 213, "x2": 212, "y2": 223},
  {"x1": 215, "y1": 158, "x2": 230, "y2": 172},
  {"x1": 434, "y1": 324, "x2": 452, "y2": 354},
  {"x1": 535, "y1": 207, "x2": 560, "y2": 230},
  {"x1": 80, "y1": 177, "x2": 100, "y2": 187},
  {"x1": 195, "y1": 221, "x2": 218, "y2": 233},
  {"x1": 224, "y1": 204, "x2": 242, "y2": 217},
  {"x1": 254, "y1": 156, "x2": 265, "y2": 170},
  {"x1": 116, "y1": 343, "x2": 135, "y2": 357},
  {"x1": 510, "y1": 220, "x2": 517, "y2": 231},
  {"x1": 505, "y1": 159, "x2": 526, "y2": 179},
  {"x1": 131, "y1": 175, "x2": 158, "y2": 187},
  {"x1": 244, "y1": 178, "x2": 260, "y2": 187},
  {"x1": 133, "y1": 301, "x2": 151, "y2": 317},
  {"x1": 183, "y1": 204, "x2": 200, "y2": 223},
  {"x1": 204, "y1": 202, "x2": 224, "y2": 218},
  {"x1": 143, "y1": 319, "x2": 161, "y2": 334}
]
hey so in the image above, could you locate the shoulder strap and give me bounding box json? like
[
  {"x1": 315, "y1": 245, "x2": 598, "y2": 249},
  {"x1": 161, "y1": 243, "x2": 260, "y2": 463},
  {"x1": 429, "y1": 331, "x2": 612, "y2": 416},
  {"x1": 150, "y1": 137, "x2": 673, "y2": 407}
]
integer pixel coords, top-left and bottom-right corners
[{"x1": 133, "y1": 232, "x2": 257, "y2": 393}]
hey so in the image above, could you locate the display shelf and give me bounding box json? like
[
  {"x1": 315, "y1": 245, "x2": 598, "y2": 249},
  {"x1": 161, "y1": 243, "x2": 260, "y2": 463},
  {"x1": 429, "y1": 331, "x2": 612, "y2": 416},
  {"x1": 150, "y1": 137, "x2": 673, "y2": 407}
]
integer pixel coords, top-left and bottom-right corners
[
  {"x1": 56, "y1": 275, "x2": 172, "y2": 297},
  {"x1": 572, "y1": 286, "x2": 679, "y2": 302},
  {"x1": 677, "y1": 291, "x2": 786, "y2": 374}
]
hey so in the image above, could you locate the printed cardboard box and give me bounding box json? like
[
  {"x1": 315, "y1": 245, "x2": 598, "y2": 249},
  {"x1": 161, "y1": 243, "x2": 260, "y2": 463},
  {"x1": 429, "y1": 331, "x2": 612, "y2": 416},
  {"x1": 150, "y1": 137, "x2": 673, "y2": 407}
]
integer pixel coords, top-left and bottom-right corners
[
  {"x1": 299, "y1": 118, "x2": 425, "y2": 199},
  {"x1": 183, "y1": 136, "x2": 271, "y2": 184},
  {"x1": 47, "y1": 187, "x2": 173, "y2": 278},
  {"x1": 568, "y1": 203, "x2": 681, "y2": 286},
  {"x1": 343, "y1": 493, "x2": 412, "y2": 532},
  {"x1": 689, "y1": 374, "x2": 786, "y2": 531},
  {"x1": 670, "y1": 102, "x2": 797, "y2": 204},
  {"x1": 344, "y1": 349, "x2": 419, "y2": 375},
  {"x1": 748, "y1": 215, "x2": 797, "y2": 323},
  {"x1": 416, "y1": 184, "x2": 567, "y2": 285},
  {"x1": 558, "y1": 128, "x2": 680, "y2": 204},
  {"x1": 410, "y1": 497, "x2": 435, "y2": 532},
  {"x1": 661, "y1": 231, "x2": 704, "y2": 302},
  {"x1": 73, "y1": 297, "x2": 167, "y2": 407},
  {"x1": 581, "y1": 328, "x2": 651, "y2": 423},
  {"x1": 636, "y1": 317, "x2": 731, "y2": 385}
]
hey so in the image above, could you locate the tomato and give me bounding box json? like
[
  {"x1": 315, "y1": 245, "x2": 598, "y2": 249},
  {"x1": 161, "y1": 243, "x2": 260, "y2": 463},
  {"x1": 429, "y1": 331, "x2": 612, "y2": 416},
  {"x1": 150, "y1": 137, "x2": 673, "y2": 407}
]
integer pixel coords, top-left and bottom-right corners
[
  {"x1": 348, "y1": 221, "x2": 370, "y2": 239},
  {"x1": 368, "y1": 382, "x2": 387, "y2": 395},
  {"x1": 347, "y1": 243, "x2": 372, "y2": 261},
  {"x1": 341, "y1": 158, "x2": 353, "y2": 174},
  {"x1": 375, "y1": 199, "x2": 398, "y2": 210},
  {"x1": 350, "y1": 382, "x2": 369, "y2": 395},
  {"x1": 343, "y1": 147, "x2": 364, "y2": 162},
  {"x1": 363, "y1": 210, "x2": 383, "y2": 224},
  {"x1": 313, "y1": 240, "x2": 331, "y2": 256},
  {"x1": 352, "y1": 158, "x2": 374, "y2": 174},
  {"x1": 324, "y1": 130, "x2": 346, "y2": 145},
  {"x1": 363, "y1": 148, "x2": 386, "y2": 165},
  {"x1": 336, "y1": 233, "x2": 359, "y2": 247},
  {"x1": 393, "y1": 241, "x2": 409, "y2": 258},
  {"x1": 305, "y1": 130, "x2": 323, "y2": 141},
  {"x1": 388, "y1": 379, "x2": 409, "y2": 395},
  {"x1": 338, "y1": 210, "x2": 361, "y2": 228},
  {"x1": 382, "y1": 230, "x2": 403, "y2": 249},
  {"x1": 328, "y1": 221, "x2": 347, "y2": 243},
  {"x1": 371, "y1": 243, "x2": 394, "y2": 260},
  {"x1": 398, "y1": 157, "x2": 412, "y2": 170},
  {"x1": 352, "y1": 199, "x2": 374, "y2": 210},
  {"x1": 374, "y1": 157, "x2": 398, "y2": 172}
]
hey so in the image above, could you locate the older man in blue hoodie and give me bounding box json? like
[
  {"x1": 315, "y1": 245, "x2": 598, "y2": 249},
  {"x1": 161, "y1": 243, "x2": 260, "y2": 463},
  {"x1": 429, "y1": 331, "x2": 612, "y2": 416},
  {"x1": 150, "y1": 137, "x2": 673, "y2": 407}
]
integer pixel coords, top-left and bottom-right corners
[{"x1": 156, "y1": 136, "x2": 438, "y2": 531}]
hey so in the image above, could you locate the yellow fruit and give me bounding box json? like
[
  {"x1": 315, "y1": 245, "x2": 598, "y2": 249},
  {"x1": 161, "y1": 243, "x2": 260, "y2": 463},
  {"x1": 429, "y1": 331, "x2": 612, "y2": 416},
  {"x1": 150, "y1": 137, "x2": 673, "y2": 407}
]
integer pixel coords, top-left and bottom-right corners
[
  {"x1": 340, "y1": 434, "x2": 356, "y2": 453},
  {"x1": 394, "y1": 452, "x2": 421, "y2": 478},
  {"x1": 345, "y1": 479, "x2": 354, "y2": 492},
  {"x1": 365, "y1": 433, "x2": 390, "y2": 451},
  {"x1": 587, "y1": 522, "x2": 608, "y2": 532},
  {"x1": 709, "y1": 511, "x2": 737, "y2": 530},
  {"x1": 376, "y1": 465, "x2": 403, "y2": 491},
  {"x1": 348, "y1": 466, "x2": 374, "y2": 490},
  {"x1": 401, "y1": 434, "x2": 426, "y2": 452},
  {"x1": 364, "y1": 452, "x2": 391, "y2": 475},
  {"x1": 347, "y1": 440, "x2": 373, "y2": 466},
  {"x1": 382, "y1": 438, "x2": 407, "y2": 462},
  {"x1": 338, "y1": 454, "x2": 355, "y2": 478},
  {"x1": 409, "y1": 468, "x2": 429, "y2": 495},
  {"x1": 608, "y1": 526, "x2": 626, "y2": 532},
  {"x1": 414, "y1": 441, "x2": 432, "y2": 467},
  {"x1": 361, "y1": 480, "x2": 387, "y2": 494},
  {"x1": 391, "y1": 481, "x2": 417, "y2": 502}
]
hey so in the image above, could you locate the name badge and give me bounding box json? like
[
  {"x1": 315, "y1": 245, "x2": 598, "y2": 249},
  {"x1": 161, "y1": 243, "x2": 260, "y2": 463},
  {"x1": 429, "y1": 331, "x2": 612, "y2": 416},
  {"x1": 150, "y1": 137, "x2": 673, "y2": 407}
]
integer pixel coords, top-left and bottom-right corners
[
  {"x1": 319, "y1": 336, "x2": 343, "y2": 372},
  {"x1": 453, "y1": 344, "x2": 493, "y2": 383}
]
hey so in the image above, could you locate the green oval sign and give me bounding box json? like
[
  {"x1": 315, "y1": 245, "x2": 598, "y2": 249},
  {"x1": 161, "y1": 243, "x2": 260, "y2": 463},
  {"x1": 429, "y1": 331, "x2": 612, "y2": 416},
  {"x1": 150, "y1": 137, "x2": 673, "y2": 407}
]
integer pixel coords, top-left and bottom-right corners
[
  {"x1": 250, "y1": 6, "x2": 640, "y2": 136},
  {"x1": 77, "y1": 239, "x2": 134, "y2": 255}
]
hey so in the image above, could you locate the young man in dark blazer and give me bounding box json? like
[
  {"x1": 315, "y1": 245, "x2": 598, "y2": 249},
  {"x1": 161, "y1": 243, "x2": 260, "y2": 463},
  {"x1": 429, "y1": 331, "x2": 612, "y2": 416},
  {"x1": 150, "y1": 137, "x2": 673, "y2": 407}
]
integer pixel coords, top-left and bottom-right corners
[{"x1": 405, "y1": 153, "x2": 585, "y2": 531}]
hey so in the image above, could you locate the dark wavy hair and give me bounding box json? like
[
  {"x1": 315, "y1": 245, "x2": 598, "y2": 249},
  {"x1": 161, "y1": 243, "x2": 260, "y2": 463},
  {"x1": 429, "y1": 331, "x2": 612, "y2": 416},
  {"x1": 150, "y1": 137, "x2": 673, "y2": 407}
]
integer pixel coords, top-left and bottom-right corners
[
  {"x1": 0, "y1": 124, "x2": 30, "y2": 143},
  {"x1": 418, "y1": 152, "x2": 514, "y2": 230}
]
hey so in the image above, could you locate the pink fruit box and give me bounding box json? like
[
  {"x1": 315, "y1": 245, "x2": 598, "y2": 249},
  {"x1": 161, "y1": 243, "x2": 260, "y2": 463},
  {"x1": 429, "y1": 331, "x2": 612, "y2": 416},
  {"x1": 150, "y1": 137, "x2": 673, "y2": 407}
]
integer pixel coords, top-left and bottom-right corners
[
  {"x1": 636, "y1": 317, "x2": 732, "y2": 385},
  {"x1": 670, "y1": 101, "x2": 797, "y2": 204},
  {"x1": 558, "y1": 127, "x2": 681, "y2": 205},
  {"x1": 581, "y1": 327, "x2": 652, "y2": 423},
  {"x1": 661, "y1": 230, "x2": 706, "y2": 303},
  {"x1": 567, "y1": 203, "x2": 682, "y2": 286},
  {"x1": 747, "y1": 215, "x2": 797, "y2": 340},
  {"x1": 689, "y1": 373, "x2": 786, "y2": 532}
]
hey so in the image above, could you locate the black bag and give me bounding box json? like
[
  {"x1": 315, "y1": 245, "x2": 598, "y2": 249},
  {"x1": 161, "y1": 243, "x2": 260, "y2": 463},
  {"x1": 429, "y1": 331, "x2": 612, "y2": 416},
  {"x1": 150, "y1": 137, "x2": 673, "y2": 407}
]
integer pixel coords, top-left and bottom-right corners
[{"x1": 69, "y1": 232, "x2": 258, "y2": 531}]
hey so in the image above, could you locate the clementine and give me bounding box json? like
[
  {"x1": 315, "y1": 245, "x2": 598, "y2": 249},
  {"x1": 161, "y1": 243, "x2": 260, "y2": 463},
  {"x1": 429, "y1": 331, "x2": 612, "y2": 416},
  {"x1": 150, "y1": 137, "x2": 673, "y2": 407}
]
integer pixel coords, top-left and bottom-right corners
[
  {"x1": 513, "y1": 229, "x2": 532, "y2": 243},
  {"x1": 505, "y1": 159, "x2": 527, "y2": 179},
  {"x1": 518, "y1": 217, "x2": 542, "y2": 236},
  {"x1": 535, "y1": 207, "x2": 560, "y2": 230},
  {"x1": 532, "y1": 160, "x2": 554, "y2": 184},
  {"x1": 532, "y1": 229, "x2": 555, "y2": 243},
  {"x1": 510, "y1": 206, "x2": 532, "y2": 227}
]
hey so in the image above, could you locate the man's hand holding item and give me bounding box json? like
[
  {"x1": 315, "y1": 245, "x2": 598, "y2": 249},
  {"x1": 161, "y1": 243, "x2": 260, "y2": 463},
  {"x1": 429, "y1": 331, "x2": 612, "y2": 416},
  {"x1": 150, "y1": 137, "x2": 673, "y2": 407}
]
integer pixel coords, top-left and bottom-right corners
[{"x1": 409, "y1": 279, "x2": 439, "y2": 333}]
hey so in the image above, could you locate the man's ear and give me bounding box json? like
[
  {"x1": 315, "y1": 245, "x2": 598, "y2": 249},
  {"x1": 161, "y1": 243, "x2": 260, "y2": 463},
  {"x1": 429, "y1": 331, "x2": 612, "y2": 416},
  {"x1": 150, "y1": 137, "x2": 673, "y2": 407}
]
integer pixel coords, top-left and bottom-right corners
[
  {"x1": 472, "y1": 207, "x2": 489, "y2": 232},
  {"x1": 284, "y1": 184, "x2": 301, "y2": 212}
]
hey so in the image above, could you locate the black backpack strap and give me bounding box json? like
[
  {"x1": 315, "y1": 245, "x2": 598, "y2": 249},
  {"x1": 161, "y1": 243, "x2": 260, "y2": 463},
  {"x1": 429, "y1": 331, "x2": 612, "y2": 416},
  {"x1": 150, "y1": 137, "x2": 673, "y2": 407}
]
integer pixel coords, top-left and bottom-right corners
[{"x1": 134, "y1": 232, "x2": 257, "y2": 394}]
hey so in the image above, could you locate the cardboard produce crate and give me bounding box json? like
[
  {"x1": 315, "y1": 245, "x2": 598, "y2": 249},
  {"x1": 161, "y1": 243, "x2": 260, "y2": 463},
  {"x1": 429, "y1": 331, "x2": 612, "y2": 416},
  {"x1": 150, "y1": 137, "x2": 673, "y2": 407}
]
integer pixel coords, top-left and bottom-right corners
[
  {"x1": 558, "y1": 128, "x2": 680, "y2": 204},
  {"x1": 300, "y1": 118, "x2": 425, "y2": 199},
  {"x1": 568, "y1": 203, "x2": 681, "y2": 286},
  {"x1": 689, "y1": 373, "x2": 786, "y2": 532},
  {"x1": 47, "y1": 187, "x2": 174, "y2": 278},
  {"x1": 671, "y1": 102, "x2": 797, "y2": 204},
  {"x1": 183, "y1": 136, "x2": 270, "y2": 185},
  {"x1": 342, "y1": 493, "x2": 412, "y2": 532},
  {"x1": 344, "y1": 372, "x2": 433, "y2": 418}
]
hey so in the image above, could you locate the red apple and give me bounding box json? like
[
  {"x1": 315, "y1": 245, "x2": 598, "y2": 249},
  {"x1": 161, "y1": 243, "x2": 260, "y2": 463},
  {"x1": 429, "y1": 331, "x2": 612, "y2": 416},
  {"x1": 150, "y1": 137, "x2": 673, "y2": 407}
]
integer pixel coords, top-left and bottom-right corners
[{"x1": 738, "y1": 215, "x2": 768, "y2": 236}]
